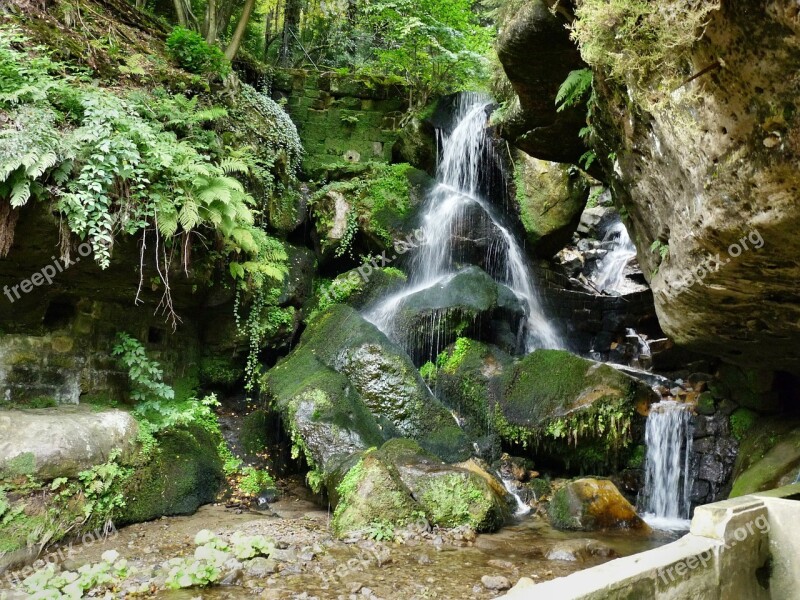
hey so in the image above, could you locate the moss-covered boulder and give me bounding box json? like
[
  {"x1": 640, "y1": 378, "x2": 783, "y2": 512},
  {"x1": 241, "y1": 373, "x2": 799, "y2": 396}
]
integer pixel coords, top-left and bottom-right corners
[
  {"x1": 548, "y1": 478, "x2": 648, "y2": 531},
  {"x1": 496, "y1": 350, "x2": 656, "y2": 472},
  {"x1": 330, "y1": 439, "x2": 510, "y2": 537},
  {"x1": 119, "y1": 425, "x2": 224, "y2": 525},
  {"x1": 262, "y1": 305, "x2": 470, "y2": 478},
  {"x1": 729, "y1": 417, "x2": 800, "y2": 497},
  {"x1": 392, "y1": 267, "x2": 525, "y2": 360},
  {"x1": 513, "y1": 154, "x2": 589, "y2": 258},
  {"x1": 331, "y1": 450, "x2": 421, "y2": 537}
]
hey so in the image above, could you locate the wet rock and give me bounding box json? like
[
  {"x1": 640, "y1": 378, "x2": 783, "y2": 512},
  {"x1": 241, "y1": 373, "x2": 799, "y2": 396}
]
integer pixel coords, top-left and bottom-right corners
[
  {"x1": 393, "y1": 266, "x2": 525, "y2": 358},
  {"x1": 481, "y1": 574, "x2": 511, "y2": 591},
  {"x1": 262, "y1": 304, "x2": 469, "y2": 472},
  {"x1": 545, "y1": 539, "x2": 616, "y2": 562},
  {"x1": 513, "y1": 154, "x2": 589, "y2": 258},
  {"x1": 487, "y1": 559, "x2": 515, "y2": 571},
  {"x1": 548, "y1": 478, "x2": 648, "y2": 531},
  {"x1": 245, "y1": 557, "x2": 277, "y2": 577},
  {"x1": 0, "y1": 406, "x2": 138, "y2": 479}
]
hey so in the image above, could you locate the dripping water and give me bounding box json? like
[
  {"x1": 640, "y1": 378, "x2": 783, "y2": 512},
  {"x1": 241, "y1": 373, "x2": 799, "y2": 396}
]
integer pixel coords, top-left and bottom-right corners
[
  {"x1": 365, "y1": 93, "x2": 560, "y2": 356},
  {"x1": 593, "y1": 219, "x2": 637, "y2": 294},
  {"x1": 639, "y1": 401, "x2": 694, "y2": 530}
]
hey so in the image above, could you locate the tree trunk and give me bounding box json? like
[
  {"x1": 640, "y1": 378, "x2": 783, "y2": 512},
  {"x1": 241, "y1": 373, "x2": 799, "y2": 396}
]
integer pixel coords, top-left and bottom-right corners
[
  {"x1": 173, "y1": 0, "x2": 198, "y2": 30},
  {"x1": 203, "y1": 0, "x2": 218, "y2": 42},
  {"x1": 278, "y1": 0, "x2": 302, "y2": 67},
  {"x1": 224, "y1": 0, "x2": 256, "y2": 61}
]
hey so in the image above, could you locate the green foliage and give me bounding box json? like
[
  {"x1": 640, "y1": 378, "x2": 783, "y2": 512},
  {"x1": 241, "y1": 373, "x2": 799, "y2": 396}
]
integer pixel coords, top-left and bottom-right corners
[
  {"x1": 419, "y1": 361, "x2": 437, "y2": 383},
  {"x1": 77, "y1": 451, "x2": 132, "y2": 523},
  {"x1": 113, "y1": 332, "x2": 175, "y2": 402},
  {"x1": 20, "y1": 550, "x2": 132, "y2": 599},
  {"x1": 364, "y1": 519, "x2": 395, "y2": 542},
  {"x1": 166, "y1": 27, "x2": 230, "y2": 77},
  {"x1": 731, "y1": 408, "x2": 759, "y2": 441},
  {"x1": 238, "y1": 466, "x2": 275, "y2": 496},
  {"x1": 164, "y1": 529, "x2": 274, "y2": 589},
  {"x1": 555, "y1": 69, "x2": 593, "y2": 113},
  {"x1": 650, "y1": 239, "x2": 669, "y2": 260},
  {"x1": 570, "y1": 0, "x2": 720, "y2": 93}
]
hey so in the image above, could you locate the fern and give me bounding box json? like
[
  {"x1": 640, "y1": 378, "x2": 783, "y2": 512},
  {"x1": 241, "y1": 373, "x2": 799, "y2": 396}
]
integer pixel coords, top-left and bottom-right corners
[{"x1": 555, "y1": 68, "x2": 593, "y2": 112}]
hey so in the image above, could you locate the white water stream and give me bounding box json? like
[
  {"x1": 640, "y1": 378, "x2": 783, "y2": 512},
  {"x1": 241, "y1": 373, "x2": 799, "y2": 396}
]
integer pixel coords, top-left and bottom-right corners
[
  {"x1": 592, "y1": 219, "x2": 637, "y2": 294},
  {"x1": 640, "y1": 401, "x2": 694, "y2": 530},
  {"x1": 365, "y1": 94, "x2": 560, "y2": 352}
]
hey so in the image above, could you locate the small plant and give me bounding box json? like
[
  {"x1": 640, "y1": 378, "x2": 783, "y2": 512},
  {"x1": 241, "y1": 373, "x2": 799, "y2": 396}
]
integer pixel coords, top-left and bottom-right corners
[
  {"x1": 555, "y1": 69, "x2": 593, "y2": 113},
  {"x1": 340, "y1": 114, "x2": 360, "y2": 126},
  {"x1": 112, "y1": 332, "x2": 174, "y2": 402},
  {"x1": 650, "y1": 239, "x2": 669, "y2": 260},
  {"x1": 77, "y1": 450, "x2": 131, "y2": 523},
  {"x1": 365, "y1": 519, "x2": 395, "y2": 542},
  {"x1": 19, "y1": 549, "x2": 131, "y2": 598},
  {"x1": 238, "y1": 466, "x2": 274, "y2": 496},
  {"x1": 166, "y1": 27, "x2": 230, "y2": 77}
]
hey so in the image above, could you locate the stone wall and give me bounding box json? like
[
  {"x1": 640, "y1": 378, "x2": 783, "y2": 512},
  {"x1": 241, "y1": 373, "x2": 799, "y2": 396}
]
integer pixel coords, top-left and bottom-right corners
[{"x1": 271, "y1": 70, "x2": 407, "y2": 177}]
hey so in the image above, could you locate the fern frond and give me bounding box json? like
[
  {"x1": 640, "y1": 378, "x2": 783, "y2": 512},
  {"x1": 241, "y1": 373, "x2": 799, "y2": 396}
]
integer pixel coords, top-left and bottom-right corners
[
  {"x1": 555, "y1": 69, "x2": 593, "y2": 112},
  {"x1": 10, "y1": 176, "x2": 31, "y2": 207}
]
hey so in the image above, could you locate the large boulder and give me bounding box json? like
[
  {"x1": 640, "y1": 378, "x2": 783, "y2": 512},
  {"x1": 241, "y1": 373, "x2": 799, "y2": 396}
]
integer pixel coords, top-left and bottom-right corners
[
  {"x1": 729, "y1": 418, "x2": 800, "y2": 498},
  {"x1": 495, "y1": 350, "x2": 657, "y2": 472},
  {"x1": 548, "y1": 478, "x2": 648, "y2": 531},
  {"x1": 495, "y1": 1, "x2": 589, "y2": 163},
  {"x1": 392, "y1": 266, "x2": 525, "y2": 360},
  {"x1": 514, "y1": 154, "x2": 589, "y2": 258},
  {"x1": 581, "y1": 3, "x2": 800, "y2": 375},
  {"x1": 0, "y1": 407, "x2": 138, "y2": 480},
  {"x1": 330, "y1": 439, "x2": 510, "y2": 537},
  {"x1": 262, "y1": 305, "x2": 469, "y2": 476}
]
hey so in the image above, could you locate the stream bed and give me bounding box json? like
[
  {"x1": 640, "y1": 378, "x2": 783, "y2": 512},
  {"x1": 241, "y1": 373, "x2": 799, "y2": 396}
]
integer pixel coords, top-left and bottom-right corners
[{"x1": 5, "y1": 485, "x2": 683, "y2": 600}]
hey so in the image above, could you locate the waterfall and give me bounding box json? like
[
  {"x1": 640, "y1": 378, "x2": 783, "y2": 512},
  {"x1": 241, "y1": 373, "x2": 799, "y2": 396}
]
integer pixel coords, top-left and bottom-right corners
[
  {"x1": 592, "y1": 219, "x2": 637, "y2": 294},
  {"x1": 498, "y1": 474, "x2": 531, "y2": 517},
  {"x1": 366, "y1": 93, "x2": 560, "y2": 354},
  {"x1": 640, "y1": 401, "x2": 694, "y2": 530}
]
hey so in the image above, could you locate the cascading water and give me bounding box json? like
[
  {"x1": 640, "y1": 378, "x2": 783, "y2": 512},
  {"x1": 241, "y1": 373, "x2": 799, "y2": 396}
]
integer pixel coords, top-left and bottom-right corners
[
  {"x1": 592, "y1": 219, "x2": 637, "y2": 294},
  {"x1": 640, "y1": 401, "x2": 694, "y2": 530},
  {"x1": 366, "y1": 94, "x2": 560, "y2": 354}
]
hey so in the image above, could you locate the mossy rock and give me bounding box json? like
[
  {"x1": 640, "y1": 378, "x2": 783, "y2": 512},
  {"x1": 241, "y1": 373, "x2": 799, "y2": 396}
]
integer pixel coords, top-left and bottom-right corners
[
  {"x1": 495, "y1": 350, "x2": 656, "y2": 473},
  {"x1": 331, "y1": 451, "x2": 420, "y2": 537},
  {"x1": 329, "y1": 439, "x2": 509, "y2": 537},
  {"x1": 729, "y1": 418, "x2": 800, "y2": 497},
  {"x1": 305, "y1": 266, "x2": 407, "y2": 321},
  {"x1": 548, "y1": 478, "x2": 647, "y2": 531},
  {"x1": 119, "y1": 425, "x2": 224, "y2": 525},
  {"x1": 514, "y1": 154, "x2": 589, "y2": 258},
  {"x1": 392, "y1": 266, "x2": 525, "y2": 360},
  {"x1": 262, "y1": 305, "x2": 469, "y2": 475},
  {"x1": 432, "y1": 339, "x2": 513, "y2": 440}
]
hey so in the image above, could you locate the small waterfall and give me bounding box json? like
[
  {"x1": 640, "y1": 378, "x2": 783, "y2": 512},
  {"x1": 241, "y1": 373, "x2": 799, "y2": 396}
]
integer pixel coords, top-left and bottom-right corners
[
  {"x1": 498, "y1": 474, "x2": 531, "y2": 517},
  {"x1": 366, "y1": 94, "x2": 560, "y2": 354},
  {"x1": 640, "y1": 401, "x2": 694, "y2": 529},
  {"x1": 592, "y1": 219, "x2": 637, "y2": 294}
]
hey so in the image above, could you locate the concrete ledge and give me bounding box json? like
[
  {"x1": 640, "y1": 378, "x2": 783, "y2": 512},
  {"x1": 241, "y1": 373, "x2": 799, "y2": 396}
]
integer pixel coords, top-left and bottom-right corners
[{"x1": 501, "y1": 485, "x2": 800, "y2": 600}]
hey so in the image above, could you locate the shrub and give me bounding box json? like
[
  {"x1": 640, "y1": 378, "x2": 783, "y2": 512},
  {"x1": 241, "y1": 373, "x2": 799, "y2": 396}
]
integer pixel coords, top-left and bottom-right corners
[{"x1": 166, "y1": 27, "x2": 230, "y2": 77}]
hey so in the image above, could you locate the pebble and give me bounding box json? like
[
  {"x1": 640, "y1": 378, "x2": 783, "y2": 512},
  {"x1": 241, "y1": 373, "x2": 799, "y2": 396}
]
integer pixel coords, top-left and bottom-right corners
[
  {"x1": 481, "y1": 575, "x2": 511, "y2": 591},
  {"x1": 245, "y1": 557, "x2": 278, "y2": 577}
]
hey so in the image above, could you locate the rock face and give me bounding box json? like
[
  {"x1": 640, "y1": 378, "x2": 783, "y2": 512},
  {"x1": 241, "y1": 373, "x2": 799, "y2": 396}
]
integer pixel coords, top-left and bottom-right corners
[
  {"x1": 495, "y1": 1, "x2": 588, "y2": 163},
  {"x1": 513, "y1": 154, "x2": 589, "y2": 258},
  {"x1": 0, "y1": 407, "x2": 138, "y2": 479},
  {"x1": 585, "y1": 4, "x2": 800, "y2": 374},
  {"x1": 548, "y1": 478, "x2": 648, "y2": 531},
  {"x1": 262, "y1": 304, "x2": 469, "y2": 475}
]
